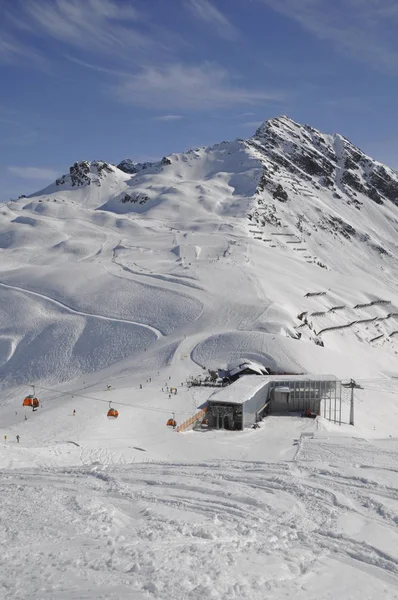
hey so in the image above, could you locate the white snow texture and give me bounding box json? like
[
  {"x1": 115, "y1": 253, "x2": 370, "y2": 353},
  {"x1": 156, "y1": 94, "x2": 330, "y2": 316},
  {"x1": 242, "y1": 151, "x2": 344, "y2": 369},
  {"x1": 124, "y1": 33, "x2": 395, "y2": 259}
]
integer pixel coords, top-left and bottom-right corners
[{"x1": 1, "y1": 117, "x2": 398, "y2": 599}]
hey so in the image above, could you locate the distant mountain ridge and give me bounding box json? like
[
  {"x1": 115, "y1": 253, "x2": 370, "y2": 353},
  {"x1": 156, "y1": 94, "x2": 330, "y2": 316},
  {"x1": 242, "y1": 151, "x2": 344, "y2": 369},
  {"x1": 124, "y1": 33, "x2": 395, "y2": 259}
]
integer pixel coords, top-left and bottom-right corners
[
  {"x1": 27, "y1": 114, "x2": 398, "y2": 267},
  {"x1": 39, "y1": 115, "x2": 398, "y2": 213}
]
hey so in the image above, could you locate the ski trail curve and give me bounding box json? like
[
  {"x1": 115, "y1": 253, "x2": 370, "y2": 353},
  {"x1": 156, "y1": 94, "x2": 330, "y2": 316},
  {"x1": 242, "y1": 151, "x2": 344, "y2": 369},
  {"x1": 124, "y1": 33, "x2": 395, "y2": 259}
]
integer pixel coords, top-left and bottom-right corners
[{"x1": 0, "y1": 280, "x2": 163, "y2": 338}]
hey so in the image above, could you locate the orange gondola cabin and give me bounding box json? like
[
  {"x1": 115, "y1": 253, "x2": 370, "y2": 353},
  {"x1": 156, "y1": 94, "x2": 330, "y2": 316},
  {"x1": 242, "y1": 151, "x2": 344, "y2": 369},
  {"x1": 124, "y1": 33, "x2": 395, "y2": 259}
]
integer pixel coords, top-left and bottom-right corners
[
  {"x1": 107, "y1": 408, "x2": 119, "y2": 419},
  {"x1": 23, "y1": 388, "x2": 39, "y2": 409},
  {"x1": 166, "y1": 418, "x2": 177, "y2": 428}
]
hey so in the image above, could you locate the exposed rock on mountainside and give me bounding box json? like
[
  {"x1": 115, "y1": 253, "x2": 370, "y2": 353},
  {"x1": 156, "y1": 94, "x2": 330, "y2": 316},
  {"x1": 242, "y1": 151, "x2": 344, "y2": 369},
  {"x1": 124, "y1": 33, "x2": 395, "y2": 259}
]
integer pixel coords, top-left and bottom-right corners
[
  {"x1": 250, "y1": 116, "x2": 398, "y2": 208},
  {"x1": 56, "y1": 160, "x2": 113, "y2": 187},
  {"x1": 245, "y1": 116, "x2": 398, "y2": 259},
  {"x1": 117, "y1": 156, "x2": 171, "y2": 175},
  {"x1": 7, "y1": 113, "x2": 398, "y2": 387},
  {"x1": 117, "y1": 159, "x2": 139, "y2": 174},
  {"x1": 121, "y1": 192, "x2": 149, "y2": 205}
]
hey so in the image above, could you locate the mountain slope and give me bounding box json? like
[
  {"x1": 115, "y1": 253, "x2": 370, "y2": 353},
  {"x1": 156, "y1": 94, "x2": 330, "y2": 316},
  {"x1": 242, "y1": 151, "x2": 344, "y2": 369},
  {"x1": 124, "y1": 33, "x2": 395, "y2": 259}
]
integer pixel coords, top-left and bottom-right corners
[
  {"x1": 1, "y1": 115, "x2": 398, "y2": 405},
  {"x1": 247, "y1": 116, "x2": 398, "y2": 272},
  {"x1": 3, "y1": 115, "x2": 398, "y2": 600}
]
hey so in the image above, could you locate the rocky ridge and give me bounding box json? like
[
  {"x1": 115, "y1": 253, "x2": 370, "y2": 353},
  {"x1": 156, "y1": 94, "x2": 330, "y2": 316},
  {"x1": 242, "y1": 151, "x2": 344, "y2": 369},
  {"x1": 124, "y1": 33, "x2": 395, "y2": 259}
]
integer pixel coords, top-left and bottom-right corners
[
  {"x1": 245, "y1": 116, "x2": 398, "y2": 256},
  {"x1": 56, "y1": 160, "x2": 114, "y2": 187},
  {"x1": 248, "y1": 116, "x2": 398, "y2": 207},
  {"x1": 117, "y1": 156, "x2": 171, "y2": 175}
]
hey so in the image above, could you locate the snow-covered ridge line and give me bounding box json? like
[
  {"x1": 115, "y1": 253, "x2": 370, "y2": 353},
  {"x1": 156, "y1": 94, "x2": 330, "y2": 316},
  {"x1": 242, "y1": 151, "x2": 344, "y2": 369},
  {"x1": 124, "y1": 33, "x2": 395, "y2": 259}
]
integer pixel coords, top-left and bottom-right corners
[
  {"x1": 2, "y1": 114, "x2": 398, "y2": 396},
  {"x1": 3, "y1": 115, "x2": 398, "y2": 600}
]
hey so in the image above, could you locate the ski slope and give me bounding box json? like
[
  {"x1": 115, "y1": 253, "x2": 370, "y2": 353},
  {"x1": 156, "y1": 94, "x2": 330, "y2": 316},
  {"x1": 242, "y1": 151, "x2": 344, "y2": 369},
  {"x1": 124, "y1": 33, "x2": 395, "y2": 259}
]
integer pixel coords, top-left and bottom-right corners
[
  {"x1": 2, "y1": 441, "x2": 398, "y2": 599},
  {"x1": 1, "y1": 117, "x2": 398, "y2": 598}
]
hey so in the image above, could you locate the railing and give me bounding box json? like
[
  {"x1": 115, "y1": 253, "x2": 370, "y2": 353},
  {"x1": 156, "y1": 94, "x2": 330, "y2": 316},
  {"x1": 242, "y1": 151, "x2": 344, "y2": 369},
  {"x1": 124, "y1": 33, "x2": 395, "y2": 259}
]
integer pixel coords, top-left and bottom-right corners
[{"x1": 177, "y1": 406, "x2": 208, "y2": 433}]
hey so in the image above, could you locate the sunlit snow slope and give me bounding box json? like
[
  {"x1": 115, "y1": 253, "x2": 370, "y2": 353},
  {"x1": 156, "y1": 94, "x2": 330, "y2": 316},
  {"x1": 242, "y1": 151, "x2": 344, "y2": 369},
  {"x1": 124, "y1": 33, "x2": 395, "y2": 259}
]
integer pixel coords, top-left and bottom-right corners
[
  {"x1": 2, "y1": 117, "x2": 398, "y2": 390},
  {"x1": 2, "y1": 117, "x2": 398, "y2": 598}
]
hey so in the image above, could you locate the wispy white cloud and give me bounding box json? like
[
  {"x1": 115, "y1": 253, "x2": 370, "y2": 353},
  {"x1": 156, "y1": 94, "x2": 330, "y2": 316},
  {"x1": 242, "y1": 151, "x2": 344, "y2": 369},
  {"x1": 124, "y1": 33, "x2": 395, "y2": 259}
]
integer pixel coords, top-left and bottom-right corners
[
  {"x1": 7, "y1": 0, "x2": 149, "y2": 59},
  {"x1": 1, "y1": 1, "x2": 284, "y2": 113},
  {"x1": 153, "y1": 115, "x2": 184, "y2": 121},
  {"x1": 64, "y1": 54, "x2": 127, "y2": 76},
  {"x1": 186, "y1": 0, "x2": 239, "y2": 40},
  {"x1": 259, "y1": 0, "x2": 398, "y2": 72},
  {"x1": 111, "y1": 62, "x2": 284, "y2": 110},
  {"x1": 0, "y1": 32, "x2": 50, "y2": 69},
  {"x1": 7, "y1": 166, "x2": 59, "y2": 180},
  {"x1": 4, "y1": 0, "x2": 191, "y2": 74}
]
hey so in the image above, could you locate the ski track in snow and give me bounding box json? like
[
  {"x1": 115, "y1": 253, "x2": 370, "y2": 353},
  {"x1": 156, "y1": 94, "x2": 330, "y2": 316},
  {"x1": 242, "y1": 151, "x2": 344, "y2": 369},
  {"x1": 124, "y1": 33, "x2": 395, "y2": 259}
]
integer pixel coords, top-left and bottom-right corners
[
  {"x1": 0, "y1": 280, "x2": 163, "y2": 338},
  {"x1": 3, "y1": 120, "x2": 398, "y2": 598},
  {"x1": 1, "y1": 453, "x2": 398, "y2": 599}
]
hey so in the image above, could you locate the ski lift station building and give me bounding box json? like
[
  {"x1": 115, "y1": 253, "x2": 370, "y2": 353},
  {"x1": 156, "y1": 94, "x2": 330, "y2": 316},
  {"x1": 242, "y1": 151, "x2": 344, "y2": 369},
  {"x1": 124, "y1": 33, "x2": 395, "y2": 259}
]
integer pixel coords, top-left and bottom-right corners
[{"x1": 206, "y1": 374, "x2": 342, "y2": 430}]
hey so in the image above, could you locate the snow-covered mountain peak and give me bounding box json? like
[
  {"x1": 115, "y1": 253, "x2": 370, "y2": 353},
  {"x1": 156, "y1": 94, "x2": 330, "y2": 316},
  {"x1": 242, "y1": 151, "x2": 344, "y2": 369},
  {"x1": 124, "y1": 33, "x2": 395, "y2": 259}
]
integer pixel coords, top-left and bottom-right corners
[
  {"x1": 4, "y1": 116, "x2": 398, "y2": 600},
  {"x1": 17, "y1": 115, "x2": 398, "y2": 227},
  {"x1": 249, "y1": 115, "x2": 398, "y2": 209},
  {"x1": 54, "y1": 160, "x2": 115, "y2": 188},
  {"x1": 25, "y1": 159, "x2": 133, "y2": 209}
]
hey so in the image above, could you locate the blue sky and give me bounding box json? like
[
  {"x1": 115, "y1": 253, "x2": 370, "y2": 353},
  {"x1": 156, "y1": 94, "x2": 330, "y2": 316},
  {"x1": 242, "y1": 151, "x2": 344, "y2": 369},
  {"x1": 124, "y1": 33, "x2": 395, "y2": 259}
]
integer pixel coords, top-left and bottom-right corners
[{"x1": 1, "y1": 0, "x2": 398, "y2": 199}]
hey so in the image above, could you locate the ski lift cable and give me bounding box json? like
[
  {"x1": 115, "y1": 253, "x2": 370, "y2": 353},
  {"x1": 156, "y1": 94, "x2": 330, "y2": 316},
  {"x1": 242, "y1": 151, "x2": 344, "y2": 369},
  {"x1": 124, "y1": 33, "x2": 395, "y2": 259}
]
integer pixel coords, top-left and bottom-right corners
[
  {"x1": 35, "y1": 383, "x2": 193, "y2": 416},
  {"x1": 15, "y1": 376, "x2": 398, "y2": 413}
]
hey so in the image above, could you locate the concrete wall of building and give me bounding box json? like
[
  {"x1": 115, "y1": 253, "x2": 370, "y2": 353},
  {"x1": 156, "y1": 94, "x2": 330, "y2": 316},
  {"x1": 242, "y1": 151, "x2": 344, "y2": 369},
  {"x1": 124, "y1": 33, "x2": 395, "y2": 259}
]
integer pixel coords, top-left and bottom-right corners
[
  {"x1": 271, "y1": 389, "x2": 290, "y2": 413},
  {"x1": 242, "y1": 385, "x2": 268, "y2": 428}
]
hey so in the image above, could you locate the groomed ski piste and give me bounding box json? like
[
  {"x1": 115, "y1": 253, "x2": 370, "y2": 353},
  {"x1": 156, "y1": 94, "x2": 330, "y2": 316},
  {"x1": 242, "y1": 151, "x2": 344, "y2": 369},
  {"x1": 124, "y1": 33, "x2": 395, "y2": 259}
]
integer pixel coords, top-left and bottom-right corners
[{"x1": 1, "y1": 118, "x2": 398, "y2": 598}]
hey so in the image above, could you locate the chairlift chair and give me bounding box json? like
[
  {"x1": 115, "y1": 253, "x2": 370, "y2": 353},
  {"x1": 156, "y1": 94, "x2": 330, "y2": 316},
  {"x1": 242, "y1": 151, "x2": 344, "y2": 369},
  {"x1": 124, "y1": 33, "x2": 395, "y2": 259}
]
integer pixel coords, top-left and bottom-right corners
[{"x1": 107, "y1": 402, "x2": 119, "y2": 419}]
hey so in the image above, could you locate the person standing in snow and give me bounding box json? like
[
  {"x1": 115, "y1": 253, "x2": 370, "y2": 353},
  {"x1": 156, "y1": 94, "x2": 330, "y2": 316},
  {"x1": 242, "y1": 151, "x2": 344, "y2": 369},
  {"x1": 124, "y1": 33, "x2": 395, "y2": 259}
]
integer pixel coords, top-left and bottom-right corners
[
  {"x1": 16, "y1": 435, "x2": 20, "y2": 443},
  {"x1": 73, "y1": 409, "x2": 76, "y2": 416}
]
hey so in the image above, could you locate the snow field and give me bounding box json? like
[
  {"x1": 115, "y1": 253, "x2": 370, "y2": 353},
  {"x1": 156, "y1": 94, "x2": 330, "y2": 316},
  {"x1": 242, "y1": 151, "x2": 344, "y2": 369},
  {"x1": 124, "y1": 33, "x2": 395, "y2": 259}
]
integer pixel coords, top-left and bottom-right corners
[
  {"x1": 1, "y1": 117, "x2": 398, "y2": 598},
  {"x1": 2, "y1": 447, "x2": 398, "y2": 599}
]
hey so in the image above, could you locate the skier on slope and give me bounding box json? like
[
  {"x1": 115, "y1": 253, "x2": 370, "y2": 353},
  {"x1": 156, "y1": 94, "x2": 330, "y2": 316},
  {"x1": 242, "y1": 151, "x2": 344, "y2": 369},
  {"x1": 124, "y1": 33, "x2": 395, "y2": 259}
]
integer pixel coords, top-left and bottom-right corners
[{"x1": 16, "y1": 435, "x2": 20, "y2": 443}]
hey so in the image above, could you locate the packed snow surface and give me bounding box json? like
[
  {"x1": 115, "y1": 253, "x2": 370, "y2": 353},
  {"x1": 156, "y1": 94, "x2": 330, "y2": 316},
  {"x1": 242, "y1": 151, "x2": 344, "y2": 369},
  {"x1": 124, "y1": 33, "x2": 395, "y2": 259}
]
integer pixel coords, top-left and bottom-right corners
[{"x1": 1, "y1": 117, "x2": 398, "y2": 598}]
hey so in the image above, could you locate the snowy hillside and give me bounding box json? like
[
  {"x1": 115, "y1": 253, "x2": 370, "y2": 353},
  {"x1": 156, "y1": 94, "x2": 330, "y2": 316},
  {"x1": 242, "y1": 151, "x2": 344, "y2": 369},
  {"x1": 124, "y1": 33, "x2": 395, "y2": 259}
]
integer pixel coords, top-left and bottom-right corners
[
  {"x1": 2, "y1": 116, "x2": 398, "y2": 598},
  {"x1": 2, "y1": 115, "x2": 398, "y2": 389}
]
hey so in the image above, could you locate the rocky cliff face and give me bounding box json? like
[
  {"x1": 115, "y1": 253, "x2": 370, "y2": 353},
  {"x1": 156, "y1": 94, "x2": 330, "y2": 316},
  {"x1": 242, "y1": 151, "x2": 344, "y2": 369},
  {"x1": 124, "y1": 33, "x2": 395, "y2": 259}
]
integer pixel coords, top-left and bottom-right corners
[
  {"x1": 56, "y1": 160, "x2": 114, "y2": 187},
  {"x1": 241, "y1": 116, "x2": 398, "y2": 263},
  {"x1": 116, "y1": 159, "x2": 139, "y2": 175},
  {"x1": 248, "y1": 116, "x2": 398, "y2": 209}
]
